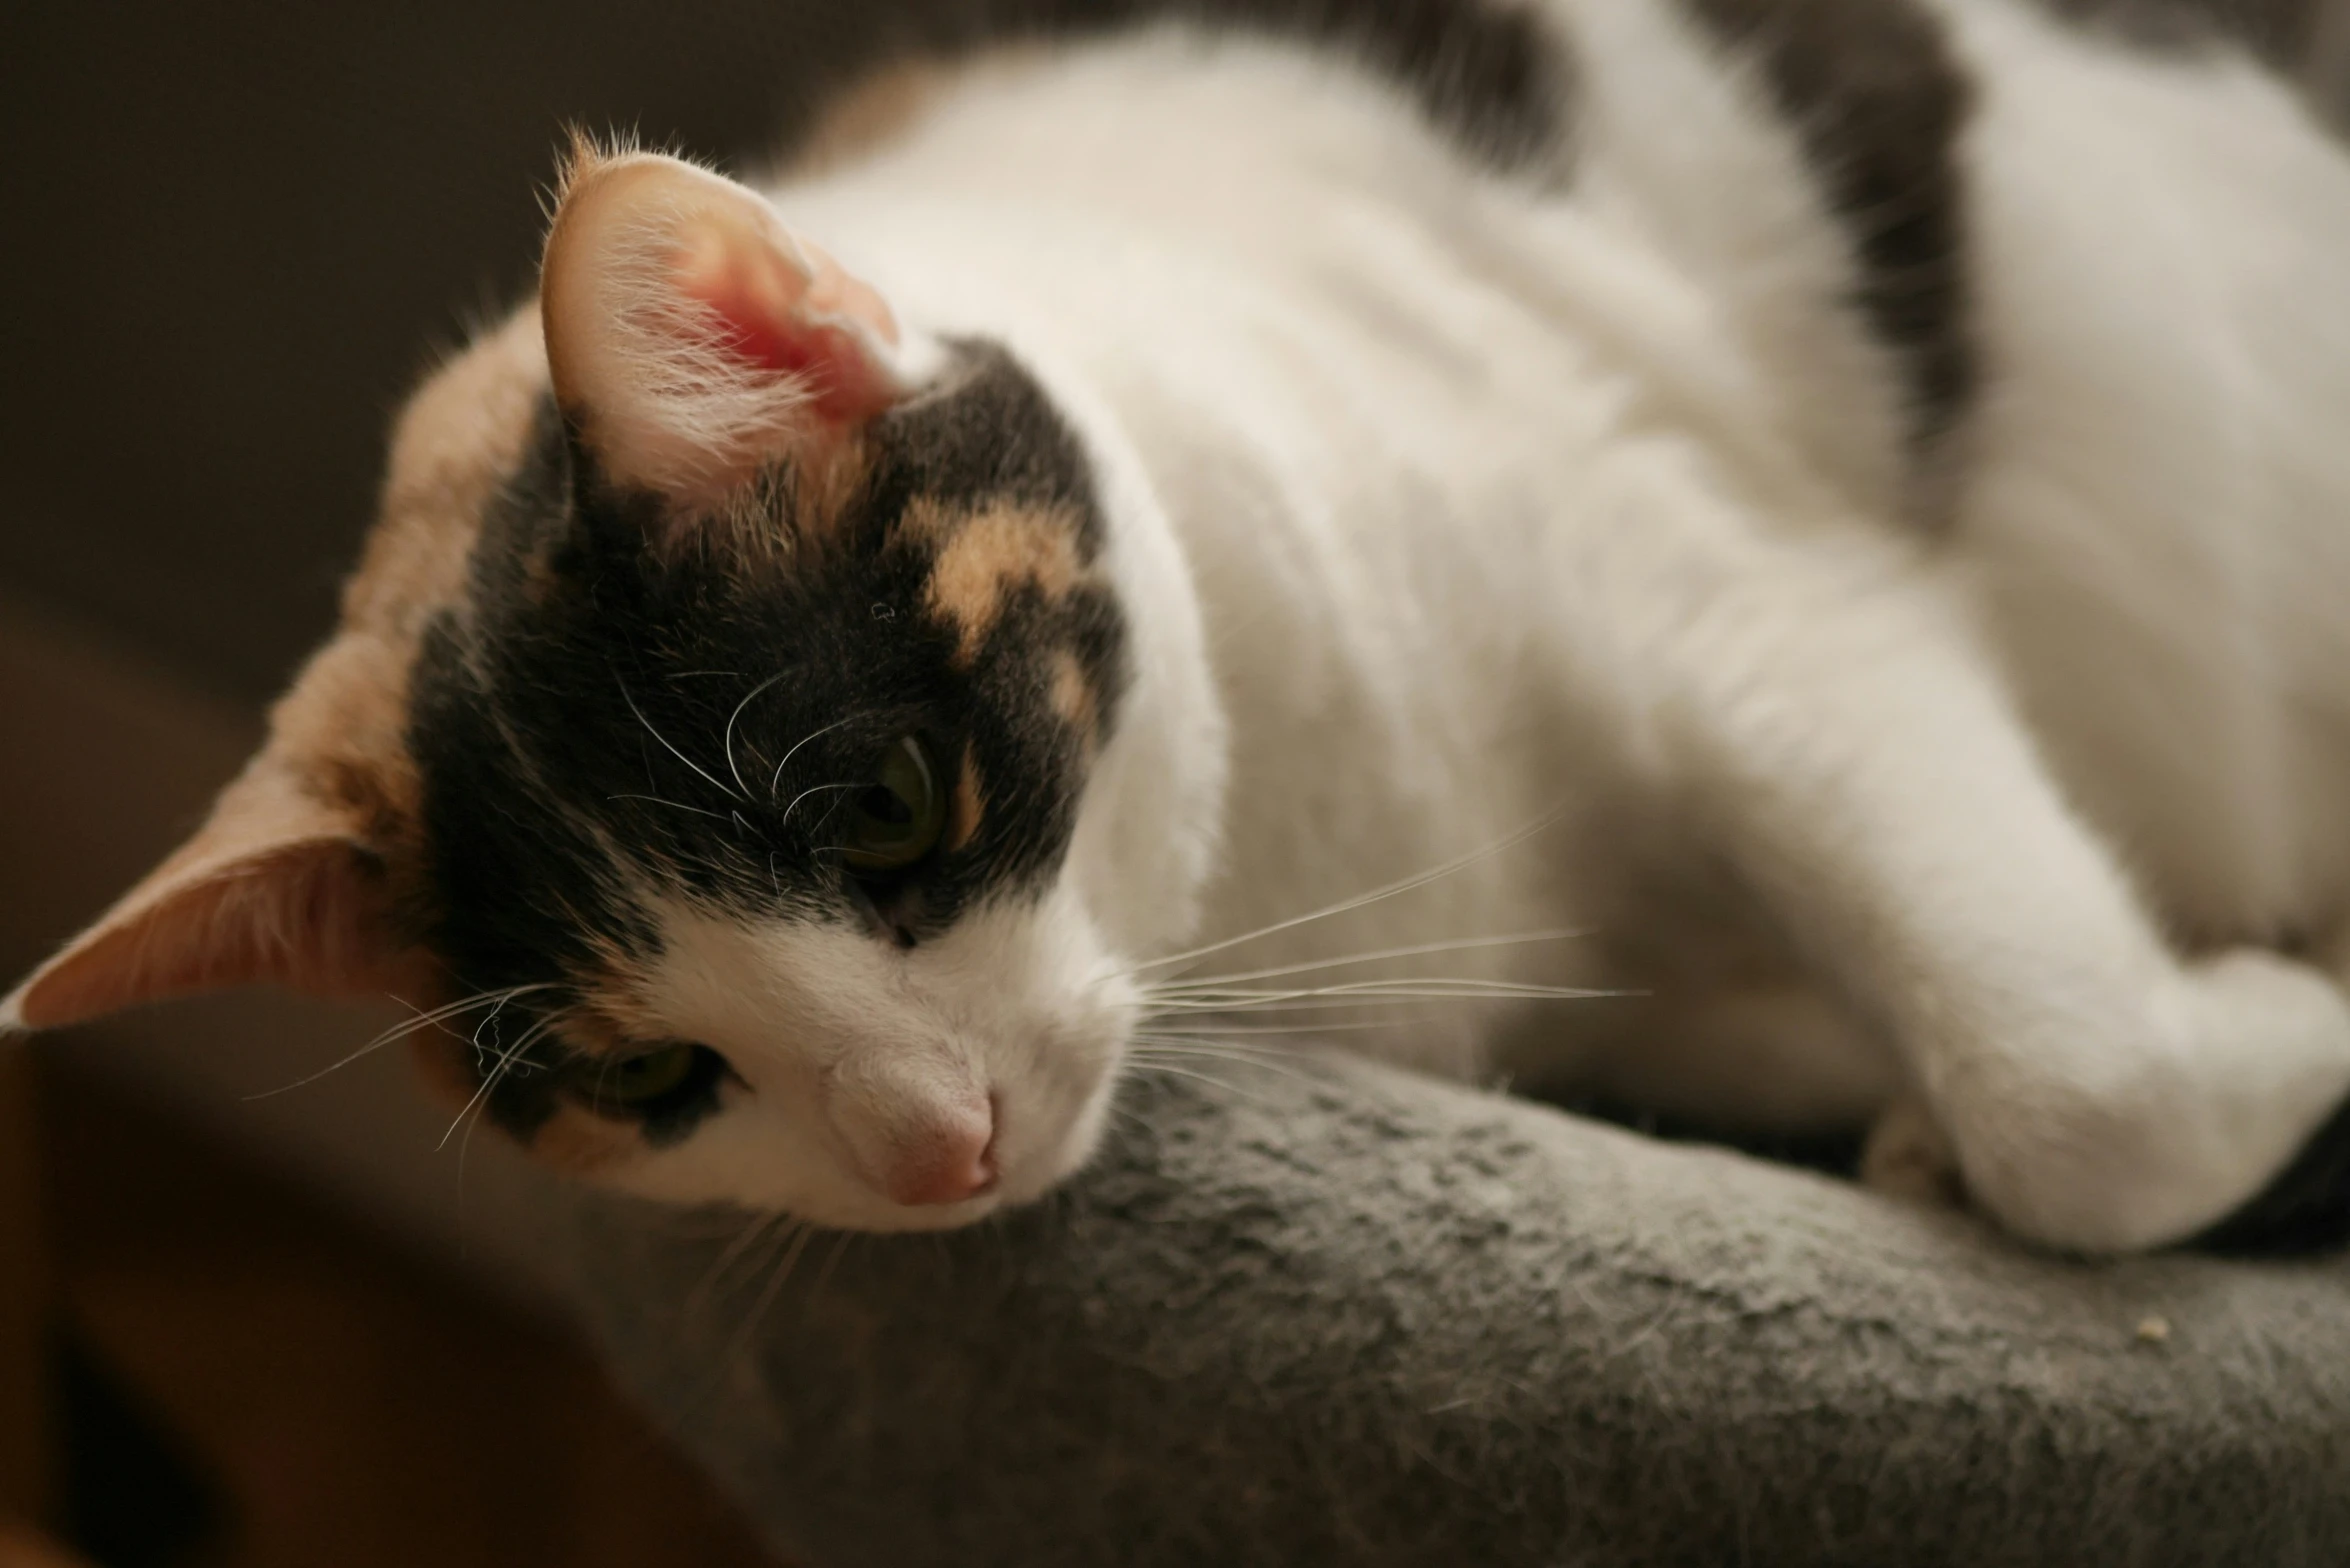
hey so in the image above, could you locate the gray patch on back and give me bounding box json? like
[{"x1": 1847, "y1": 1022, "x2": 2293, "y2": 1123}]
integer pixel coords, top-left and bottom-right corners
[
  {"x1": 797, "y1": 0, "x2": 1578, "y2": 175},
  {"x1": 1679, "y1": 0, "x2": 1980, "y2": 460},
  {"x1": 2033, "y1": 0, "x2": 2325, "y2": 71}
]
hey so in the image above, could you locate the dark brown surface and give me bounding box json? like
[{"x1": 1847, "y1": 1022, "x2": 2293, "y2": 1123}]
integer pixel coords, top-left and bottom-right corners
[
  {"x1": 0, "y1": 1054, "x2": 48, "y2": 1527},
  {"x1": 0, "y1": 1524, "x2": 90, "y2": 1568},
  {"x1": 0, "y1": 0, "x2": 864, "y2": 703},
  {"x1": 39, "y1": 1065, "x2": 781, "y2": 1568}
]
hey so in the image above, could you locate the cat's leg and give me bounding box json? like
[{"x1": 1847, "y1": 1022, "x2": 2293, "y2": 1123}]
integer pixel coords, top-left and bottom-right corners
[
  {"x1": 1560, "y1": 481, "x2": 2350, "y2": 1253},
  {"x1": 1535, "y1": 983, "x2": 1898, "y2": 1135}
]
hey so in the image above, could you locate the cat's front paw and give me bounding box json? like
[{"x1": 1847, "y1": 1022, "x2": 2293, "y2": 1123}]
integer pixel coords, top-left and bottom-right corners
[
  {"x1": 2182, "y1": 948, "x2": 2350, "y2": 1253},
  {"x1": 1944, "y1": 949, "x2": 2350, "y2": 1253}
]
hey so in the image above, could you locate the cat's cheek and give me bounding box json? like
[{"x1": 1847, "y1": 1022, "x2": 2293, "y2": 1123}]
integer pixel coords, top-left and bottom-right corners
[
  {"x1": 516, "y1": 1106, "x2": 647, "y2": 1179},
  {"x1": 994, "y1": 1045, "x2": 1128, "y2": 1207},
  {"x1": 984, "y1": 991, "x2": 1140, "y2": 1210},
  {"x1": 412, "y1": 1037, "x2": 652, "y2": 1184}
]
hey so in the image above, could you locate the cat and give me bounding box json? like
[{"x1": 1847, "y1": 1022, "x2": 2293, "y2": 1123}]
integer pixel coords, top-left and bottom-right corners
[{"x1": 8, "y1": 0, "x2": 2350, "y2": 1253}]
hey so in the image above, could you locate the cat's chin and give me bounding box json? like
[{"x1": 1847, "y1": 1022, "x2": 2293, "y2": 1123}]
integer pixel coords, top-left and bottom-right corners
[{"x1": 807, "y1": 1187, "x2": 1011, "y2": 1235}]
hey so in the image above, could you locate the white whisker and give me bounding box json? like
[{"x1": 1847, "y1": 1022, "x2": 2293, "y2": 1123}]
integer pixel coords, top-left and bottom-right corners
[
  {"x1": 1129, "y1": 808, "x2": 1568, "y2": 977},
  {"x1": 722, "y1": 671, "x2": 792, "y2": 799},
  {"x1": 437, "y1": 997, "x2": 563, "y2": 1152},
  {"x1": 452, "y1": 1006, "x2": 568, "y2": 1253},
  {"x1": 767, "y1": 713, "x2": 862, "y2": 799},
  {"x1": 1141, "y1": 985, "x2": 1606, "y2": 1019},
  {"x1": 1128, "y1": 1040, "x2": 1310, "y2": 1082},
  {"x1": 1137, "y1": 1015, "x2": 1401, "y2": 1037},
  {"x1": 1138, "y1": 996, "x2": 1458, "y2": 1016},
  {"x1": 1149, "y1": 927, "x2": 1586, "y2": 996},
  {"x1": 778, "y1": 780, "x2": 862, "y2": 833},
  {"x1": 1131, "y1": 1037, "x2": 1292, "y2": 1062},
  {"x1": 608, "y1": 793, "x2": 731, "y2": 821},
  {"x1": 687, "y1": 1209, "x2": 796, "y2": 1324},
  {"x1": 620, "y1": 676, "x2": 743, "y2": 803},
  {"x1": 808, "y1": 1228, "x2": 857, "y2": 1301},
  {"x1": 1167, "y1": 977, "x2": 1608, "y2": 1006},
  {"x1": 244, "y1": 983, "x2": 559, "y2": 1101},
  {"x1": 1123, "y1": 1059, "x2": 1271, "y2": 1103},
  {"x1": 731, "y1": 1221, "x2": 817, "y2": 1363}
]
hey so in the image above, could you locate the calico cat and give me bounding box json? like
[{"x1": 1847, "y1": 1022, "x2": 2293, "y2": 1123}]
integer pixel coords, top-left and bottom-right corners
[{"x1": 8, "y1": 0, "x2": 2350, "y2": 1252}]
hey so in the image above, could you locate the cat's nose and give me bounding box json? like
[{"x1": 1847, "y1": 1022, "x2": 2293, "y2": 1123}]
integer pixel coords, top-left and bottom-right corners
[{"x1": 879, "y1": 1098, "x2": 998, "y2": 1207}]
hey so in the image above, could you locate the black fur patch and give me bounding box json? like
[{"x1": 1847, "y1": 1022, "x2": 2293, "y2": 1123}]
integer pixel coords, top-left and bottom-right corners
[
  {"x1": 817, "y1": 0, "x2": 1575, "y2": 174},
  {"x1": 2192, "y1": 1090, "x2": 2350, "y2": 1255},
  {"x1": 2033, "y1": 0, "x2": 2324, "y2": 71},
  {"x1": 1680, "y1": 0, "x2": 1980, "y2": 452},
  {"x1": 406, "y1": 340, "x2": 1124, "y2": 1136}
]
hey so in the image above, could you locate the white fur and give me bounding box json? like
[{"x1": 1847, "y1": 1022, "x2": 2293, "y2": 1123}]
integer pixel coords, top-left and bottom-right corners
[
  {"x1": 626, "y1": 883, "x2": 1135, "y2": 1230},
  {"x1": 586, "y1": 5, "x2": 2350, "y2": 1252}
]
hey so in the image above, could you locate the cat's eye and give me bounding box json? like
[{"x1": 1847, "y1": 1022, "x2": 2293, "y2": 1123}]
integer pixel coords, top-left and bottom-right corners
[
  {"x1": 839, "y1": 734, "x2": 946, "y2": 873},
  {"x1": 592, "y1": 1043, "x2": 703, "y2": 1107}
]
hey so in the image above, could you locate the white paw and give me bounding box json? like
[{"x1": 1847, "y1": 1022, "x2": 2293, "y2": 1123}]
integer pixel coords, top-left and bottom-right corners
[
  {"x1": 2180, "y1": 948, "x2": 2350, "y2": 1061},
  {"x1": 1947, "y1": 949, "x2": 2350, "y2": 1253}
]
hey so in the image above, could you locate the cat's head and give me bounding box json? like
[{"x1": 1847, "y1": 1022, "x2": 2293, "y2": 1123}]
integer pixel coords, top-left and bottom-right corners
[{"x1": 2, "y1": 147, "x2": 1225, "y2": 1230}]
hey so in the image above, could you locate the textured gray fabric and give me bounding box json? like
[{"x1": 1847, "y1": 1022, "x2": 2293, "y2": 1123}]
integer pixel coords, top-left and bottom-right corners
[{"x1": 566, "y1": 1055, "x2": 2350, "y2": 1567}]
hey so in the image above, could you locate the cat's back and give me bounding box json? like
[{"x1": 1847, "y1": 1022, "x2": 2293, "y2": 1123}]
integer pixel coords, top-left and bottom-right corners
[
  {"x1": 1498, "y1": 1, "x2": 2350, "y2": 938},
  {"x1": 1924, "y1": 0, "x2": 2350, "y2": 938},
  {"x1": 367, "y1": 1, "x2": 2350, "y2": 952}
]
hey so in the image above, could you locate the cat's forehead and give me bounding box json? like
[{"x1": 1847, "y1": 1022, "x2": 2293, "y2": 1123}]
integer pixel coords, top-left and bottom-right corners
[{"x1": 395, "y1": 329, "x2": 1127, "y2": 1024}]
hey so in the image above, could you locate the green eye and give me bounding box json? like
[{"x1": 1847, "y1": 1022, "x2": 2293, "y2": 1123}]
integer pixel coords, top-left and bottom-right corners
[
  {"x1": 839, "y1": 734, "x2": 946, "y2": 873},
  {"x1": 592, "y1": 1044, "x2": 701, "y2": 1107}
]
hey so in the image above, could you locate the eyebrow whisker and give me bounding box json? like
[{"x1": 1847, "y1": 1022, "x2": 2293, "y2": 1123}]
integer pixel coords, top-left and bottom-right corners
[
  {"x1": 767, "y1": 713, "x2": 863, "y2": 800},
  {"x1": 618, "y1": 674, "x2": 743, "y2": 803},
  {"x1": 721, "y1": 670, "x2": 793, "y2": 799},
  {"x1": 609, "y1": 794, "x2": 731, "y2": 821},
  {"x1": 778, "y1": 780, "x2": 862, "y2": 833}
]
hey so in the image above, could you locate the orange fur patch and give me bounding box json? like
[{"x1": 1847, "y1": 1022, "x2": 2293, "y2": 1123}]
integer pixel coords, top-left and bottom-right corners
[
  {"x1": 413, "y1": 1002, "x2": 642, "y2": 1177},
  {"x1": 263, "y1": 309, "x2": 555, "y2": 915},
  {"x1": 791, "y1": 63, "x2": 953, "y2": 176},
  {"x1": 407, "y1": 1034, "x2": 485, "y2": 1114},
  {"x1": 791, "y1": 435, "x2": 873, "y2": 538},
  {"x1": 708, "y1": 431, "x2": 873, "y2": 569},
  {"x1": 948, "y1": 746, "x2": 987, "y2": 853},
  {"x1": 910, "y1": 498, "x2": 1087, "y2": 662},
  {"x1": 1048, "y1": 647, "x2": 1099, "y2": 746},
  {"x1": 561, "y1": 974, "x2": 668, "y2": 1056},
  {"x1": 526, "y1": 1107, "x2": 645, "y2": 1176},
  {"x1": 523, "y1": 991, "x2": 680, "y2": 1175},
  {"x1": 354, "y1": 310, "x2": 548, "y2": 634}
]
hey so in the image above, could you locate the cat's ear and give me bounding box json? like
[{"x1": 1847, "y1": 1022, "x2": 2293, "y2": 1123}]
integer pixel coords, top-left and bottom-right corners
[
  {"x1": 0, "y1": 757, "x2": 428, "y2": 1034},
  {"x1": 540, "y1": 143, "x2": 934, "y2": 506}
]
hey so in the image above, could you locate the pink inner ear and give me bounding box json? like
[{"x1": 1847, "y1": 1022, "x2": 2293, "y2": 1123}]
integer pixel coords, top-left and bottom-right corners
[
  {"x1": 672, "y1": 219, "x2": 907, "y2": 424},
  {"x1": 5, "y1": 840, "x2": 427, "y2": 1033}
]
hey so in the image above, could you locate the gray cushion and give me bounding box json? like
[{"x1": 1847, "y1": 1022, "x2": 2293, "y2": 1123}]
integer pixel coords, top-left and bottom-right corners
[{"x1": 565, "y1": 1054, "x2": 2350, "y2": 1567}]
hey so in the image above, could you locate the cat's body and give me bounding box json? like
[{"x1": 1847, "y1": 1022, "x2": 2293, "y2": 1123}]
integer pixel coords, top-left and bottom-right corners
[{"x1": 12, "y1": 0, "x2": 2350, "y2": 1252}]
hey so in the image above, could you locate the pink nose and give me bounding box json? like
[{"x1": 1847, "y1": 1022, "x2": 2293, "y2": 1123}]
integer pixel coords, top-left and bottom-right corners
[{"x1": 880, "y1": 1105, "x2": 998, "y2": 1207}]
